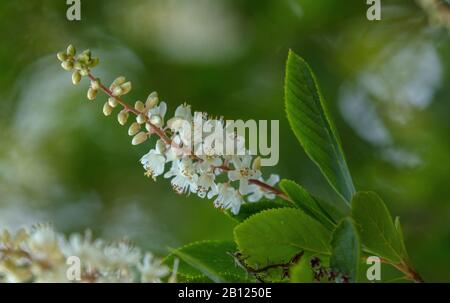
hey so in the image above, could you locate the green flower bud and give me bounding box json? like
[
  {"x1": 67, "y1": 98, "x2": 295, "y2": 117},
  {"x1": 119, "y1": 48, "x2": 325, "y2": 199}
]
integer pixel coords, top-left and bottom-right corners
[
  {"x1": 87, "y1": 88, "x2": 97, "y2": 100},
  {"x1": 111, "y1": 76, "x2": 126, "y2": 88},
  {"x1": 72, "y1": 71, "x2": 81, "y2": 85},
  {"x1": 67, "y1": 45, "x2": 76, "y2": 57},
  {"x1": 90, "y1": 79, "x2": 100, "y2": 90},
  {"x1": 156, "y1": 139, "x2": 166, "y2": 154},
  {"x1": 117, "y1": 110, "x2": 129, "y2": 125},
  {"x1": 132, "y1": 132, "x2": 148, "y2": 145},
  {"x1": 80, "y1": 69, "x2": 89, "y2": 77},
  {"x1": 128, "y1": 122, "x2": 141, "y2": 136},
  {"x1": 61, "y1": 61, "x2": 74, "y2": 71},
  {"x1": 136, "y1": 113, "x2": 146, "y2": 124},
  {"x1": 108, "y1": 97, "x2": 118, "y2": 108},
  {"x1": 103, "y1": 102, "x2": 113, "y2": 116},
  {"x1": 112, "y1": 86, "x2": 123, "y2": 97},
  {"x1": 145, "y1": 91, "x2": 159, "y2": 109},
  {"x1": 57, "y1": 52, "x2": 68, "y2": 62},
  {"x1": 252, "y1": 156, "x2": 262, "y2": 170},
  {"x1": 134, "y1": 101, "x2": 145, "y2": 112},
  {"x1": 89, "y1": 57, "x2": 99, "y2": 68},
  {"x1": 120, "y1": 82, "x2": 132, "y2": 95}
]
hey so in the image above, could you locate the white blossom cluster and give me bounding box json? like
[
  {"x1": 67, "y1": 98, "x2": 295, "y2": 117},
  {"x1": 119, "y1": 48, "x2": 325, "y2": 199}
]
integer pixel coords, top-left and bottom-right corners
[
  {"x1": 0, "y1": 224, "x2": 170, "y2": 283},
  {"x1": 57, "y1": 45, "x2": 280, "y2": 215}
]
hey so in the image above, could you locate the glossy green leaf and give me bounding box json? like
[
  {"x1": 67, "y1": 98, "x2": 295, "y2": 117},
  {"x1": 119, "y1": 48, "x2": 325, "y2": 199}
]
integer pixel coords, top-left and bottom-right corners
[
  {"x1": 226, "y1": 198, "x2": 292, "y2": 223},
  {"x1": 234, "y1": 208, "x2": 332, "y2": 268},
  {"x1": 352, "y1": 192, "x2": 408, "y2": 263},
  {"x1": 285, "y1": 50, "x2": 355, "y2": 202},
  {"x1": 330, "y1": 218, "x2": 361, "y2": 282},
  {"x1": 279, "y1": 179, "x2": 336, "y2": 230},
  {"x1": 164, "y1": 240, "x2": 249, "y2": 282}
]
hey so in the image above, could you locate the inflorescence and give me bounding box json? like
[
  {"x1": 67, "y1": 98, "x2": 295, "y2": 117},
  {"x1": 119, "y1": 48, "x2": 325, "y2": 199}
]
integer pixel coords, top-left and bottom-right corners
[
  {"x1": 0, "y1": 224, "x2": 170, "y2": 282},
  {"x1": 57, "y1": 45, "x2": 284, "y2": 215}
]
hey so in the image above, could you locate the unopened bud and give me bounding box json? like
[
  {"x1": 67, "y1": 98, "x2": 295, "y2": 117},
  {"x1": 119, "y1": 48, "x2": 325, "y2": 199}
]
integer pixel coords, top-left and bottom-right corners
[
  {"x1": 145, "y1": 123, "x2": 153, "y2": 132},
  {"x1": 117, "y1": 110, "x2": 129, "y2": 125},
  {"x1": 61, "y1": 61, "x2": 73, "y2": 71},
  {"x1": 103, "y1": 102, "x2": 113, "y2": 116},
  {"x1": 146, "y1": 92, "x2": 159, "y2": 109},
  {"x1": 136, "y1": 113, "x2": 146, "y2": 124},
  {"x1": 90, "y1": 79, "x2": 100, "y2": 90},
  {"x1": 87, "y1": 88, "x2": 97, "y2": 100},
  {"x1": 89, "y1": 57, "x2": 99, "y2": 68},
  {"x1": 120, "y1": 82, "x2": 132, "y2": 95},
  {"x1": 156, "y1": 139, "x2": 166, "y2": 154},
  {"x1": 111, "y1": 76, "x2": 126, "y2": 88},
  {"x1": 134, "y1": 101, "x2": 145, "y2": 112},
  {"x1": 252, "y1": 156, "x2": 262, "y2": 170},
  {"x1": 128, "y1": 122, "x2": 141, "y2": 136},
  {"x1": 67, "y1": 44, "x2": 76, "y2": 57},
  {"x1": 132, "y1": 132, "x2": 148, "y2": 145},
  {"x1": 79, "y1": 69, "x2": 89, "y2": 77},
  {"x1": 72, "y1": 71, "x2": 81, "y2": 85},
  {"x1": 108, "y1": 97, "x2": 118, "y2": 108},
  {"x1": 57, "y1": 52, "x2": 68, "y2": 62},
  {"x1": 150, "y1": 115, "x2": 162, "y2": 127},
  {"x1": 112, "y1": 86, "x2": 123, "y2": 97}
]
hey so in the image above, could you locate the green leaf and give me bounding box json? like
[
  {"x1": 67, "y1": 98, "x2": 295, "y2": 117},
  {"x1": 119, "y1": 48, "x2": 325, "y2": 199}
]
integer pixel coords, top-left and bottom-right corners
[
  {"x1": 226, "y1": 198, "x2": 292, "y2": 223},
  {"x1": 234, "y1": 208, "x2": 332, "y2": 268},
  {"x1": 290, "y1": 253, "x2": 315, "y2": 283},
  {"x1": 279, "y1": 179, "x2": 336, "y2": 230},
  {"x1": 285, "y1": 50, "x2": 355, "y2": 202},
  {"x1": 330, "y1": 218, "x2": 361, "y2": 282},
  {"x1": 164, "y1": 240, "x2": 249, "y2": 282},
  {"x1": 352, "y1": 192, "x2": 408, "y2": 263}
]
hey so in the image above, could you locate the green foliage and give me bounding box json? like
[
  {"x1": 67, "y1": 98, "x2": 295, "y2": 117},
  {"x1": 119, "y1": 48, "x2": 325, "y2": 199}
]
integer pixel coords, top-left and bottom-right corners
[
  {"x1": 330, "y1": 218, "x2": 361, "y2": 282},
  {"x1": 290, "y1": 253, "x2": 315, "y2": 283},
  {"x1": 279, "y1": 179, "x2": 336, "y2": 230},
  {"x1": 352, "y1": 192, "x2": 408, "y2": 263},
  {"x1": 226, "y1": 198, "x2": 292, "y2": 223},
  {"x1": 285, "y1": 50, "x2": 355, "y2": 203},
  {"x1": 234, "y1": 208, "x2": 331, "y2": 268},
  {"x1": 164, "y1": 240, "x2": 250, "y2": 282}
]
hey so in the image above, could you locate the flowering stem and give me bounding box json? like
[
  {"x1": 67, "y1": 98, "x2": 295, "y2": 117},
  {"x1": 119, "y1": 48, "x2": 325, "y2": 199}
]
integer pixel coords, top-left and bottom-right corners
[{"x1": 87, "y1": 73, "x2": 171, "y2": 144}]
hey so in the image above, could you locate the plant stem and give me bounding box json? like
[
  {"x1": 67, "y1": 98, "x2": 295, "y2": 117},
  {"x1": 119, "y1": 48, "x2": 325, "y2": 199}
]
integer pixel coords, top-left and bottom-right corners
[{"x1": 88, "y1": 72, "x2": 291, "y2": 202}]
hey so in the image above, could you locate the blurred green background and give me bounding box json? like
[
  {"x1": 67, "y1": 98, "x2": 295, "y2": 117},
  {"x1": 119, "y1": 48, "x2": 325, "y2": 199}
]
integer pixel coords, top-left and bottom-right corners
[{"x1": 0, "y1": 0, "x2": 449, "y2": 281}]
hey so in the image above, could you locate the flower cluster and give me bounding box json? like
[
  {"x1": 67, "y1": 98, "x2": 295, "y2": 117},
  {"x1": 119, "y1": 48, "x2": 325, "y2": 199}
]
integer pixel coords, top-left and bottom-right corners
[
  {"x1": 57, "y1": 45, "x2": 282, "y2": 215},
  {"x1": 0, "y1": 224, "x2": 171, "y2": 283}
]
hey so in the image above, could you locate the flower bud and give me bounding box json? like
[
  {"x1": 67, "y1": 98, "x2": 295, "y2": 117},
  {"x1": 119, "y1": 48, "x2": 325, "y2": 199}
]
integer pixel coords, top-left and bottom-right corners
[
  {"x1": 120, "y1": 82, "x2": 132, "y2": 95},
  {"x1": 156, "y1": 139, "x2": 166, "y2": 154},
  {"x1": 72, "y1": 71, "x2": 81, "y2": 85},
  {"x1": 108, "y1": 97, "x2": 118, "y2": 108},
  {"x1": 134, "y1": 101, "x2": 145, "y2": 112},
  {"x1": 128, "y1": 122, "x2": 140, "y2": 136},
  {"x1": 67, "y1": 44, "x2": 76, "y2": 57},
  {"x1": 136, "y1": 113, "x2": 146, "y2": 124},
  {"x1": 145, "y1": 123, "x2": 153, "y2": 132},
  {"x1": 57, "y1": 52, "x2": 68, "y2": 62},
  {"x1": 252, "y1": 156, "x2": 261, "y2": 170},
  {"x1": 103, "y1": 102, "x2": 113, "y2": 116},
  {"x1": 145, "y1": 92, "x2": 158, "y2": 109},
  {"x1": 149, "y1": 115, "x2": 162, "y2": 127},
  {"x1": 112, "y1": 86, "x2": 123, "y2": 97},
  {"x1": 79, "y1": 69, "x2": 89, "y2": 77},
  {"x1": 132, "y1": 132, "x2": 148, "y2": 145},
  {"x1": 90, "y1": 79, "x2": 100, "y2": 90},
  {"x1": 117, "y1": 110, "x2": 129, "y2": 125},
  {"x1": 111, "y1": 76, "x2": 126, "y2": 88},
  {"x1": 87, "y1": 88, "x2": 97, "y2": 100},
  {"x1": 61, "y1": 61, "x2": 73, "y2": 71},
  {"x1": 89, "y1": 57, "x2": 99, "y2": 68}
]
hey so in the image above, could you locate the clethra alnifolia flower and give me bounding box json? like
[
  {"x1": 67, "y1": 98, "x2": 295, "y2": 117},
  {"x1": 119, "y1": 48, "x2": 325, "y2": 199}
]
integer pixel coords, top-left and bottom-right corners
[{"x1": 57, "y1": 45, "x2": 281, "y2": 215}]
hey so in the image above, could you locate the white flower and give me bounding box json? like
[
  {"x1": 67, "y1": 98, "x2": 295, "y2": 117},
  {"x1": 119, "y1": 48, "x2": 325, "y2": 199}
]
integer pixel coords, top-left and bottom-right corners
[
  {"x1": 228, "y1": 155, "x2": 262, "y2": 195},
  {"x1": 164, "y1": 158, "x2": 198, "y2": 194},
  {"x1": 137, "y1": 253, "x2": 169, "y2": 283},
  {"x1": 247, "y1": 174, "x2": 280, "y2": 202},
  {"x1": 148, "y1": 101, "x2": 167, "y2": 128},
  {"x1": 196, "y1": 172, "x2": 216, "y2": 198},
  {"x1": 141, "y1": 149, "x2": 166, "y2": 179},
  {"x1": 103, "y1": 242, "x2": 141, "y2": 271},
  {"x1": 208, "y1": 183, "x2": 243, "y2": 215},
  {"x1": 59, "y1": 230, "x2": 105, "y2": 271}
]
